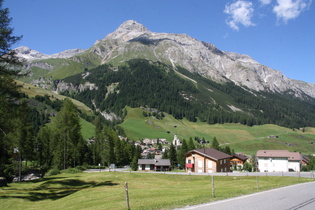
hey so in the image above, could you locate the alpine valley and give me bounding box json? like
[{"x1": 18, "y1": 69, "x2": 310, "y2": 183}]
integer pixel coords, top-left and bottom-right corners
[{"x1": 15, "y1": 20, "x2": 315, "y2": 141}]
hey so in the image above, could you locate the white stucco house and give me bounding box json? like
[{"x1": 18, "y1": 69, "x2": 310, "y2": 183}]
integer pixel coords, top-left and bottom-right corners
[{"x1": 256, "y1": 150, "x2": 302, "y2": 172}]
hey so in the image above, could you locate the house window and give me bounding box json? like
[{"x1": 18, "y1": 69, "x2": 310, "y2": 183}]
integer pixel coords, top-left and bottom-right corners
[
  {"x1": 198, "y1": 160, "x2": 202, "y2": 167},
  {"x1": 208, "y1": 160, "x2": 213, "y2": 168},
  {"x1": 188, "y1": 159, "x2": 191, "y2": 164},
  {"x1": 224, "y1": 159, "x2": 226, "y2": 164},
  {"x1": 220, "y1": 160, "x2": 222, "y2": 164}
]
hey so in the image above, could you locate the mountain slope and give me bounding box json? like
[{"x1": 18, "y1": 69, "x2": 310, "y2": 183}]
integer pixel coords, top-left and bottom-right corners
[
  {"x1": 13, "y1": 20, "x2": 315, "y2": 129},
  {"x1": 88, "y1": 20, "x2": 315, "y2": 98},
  {"x1": 16, "y1": 20, "x2": 315, "y2": 98},
  {"x1": 57, "y1": 59, "x2": 315, "y2": 128}
]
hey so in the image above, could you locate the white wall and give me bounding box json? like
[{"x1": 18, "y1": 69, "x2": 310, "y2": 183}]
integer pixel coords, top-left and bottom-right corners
[
  {"x1": 138, "y1": 164, "x2": 152, "y2": 170},
  {"x1": 258, "y1": 157, "x2": 288, "y2": 172},
  {"x1": 288, "y1": 161, "x2": 300, "y2": 172}
]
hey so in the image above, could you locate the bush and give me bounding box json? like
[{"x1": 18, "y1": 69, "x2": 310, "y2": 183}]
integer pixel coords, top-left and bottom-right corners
[
  {"x1": 46, "y1": 168, "x2": 60, "y2": 176},
  {"x1": 75, "y1": 165, "x2": 87, "y2": 171},
  {"x1": 61, "y1": 168, "x2": 82, "y2": 174}
]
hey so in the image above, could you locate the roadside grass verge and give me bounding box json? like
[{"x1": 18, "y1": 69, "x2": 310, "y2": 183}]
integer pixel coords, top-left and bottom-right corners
[{"x1": 0, "y1": 172, "x2": 313, "y2": 210}]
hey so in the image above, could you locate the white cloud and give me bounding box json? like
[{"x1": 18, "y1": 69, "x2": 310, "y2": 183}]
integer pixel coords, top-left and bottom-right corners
[
  {"x1": 260, "y1": 0, "x2": 273, "y2": 5},
  {"x1": 224, "y1": 1, "x2": 256, "y2": 30},
  {"x1": 273, "y1": 0, "x2": 312, "y2": 23}
]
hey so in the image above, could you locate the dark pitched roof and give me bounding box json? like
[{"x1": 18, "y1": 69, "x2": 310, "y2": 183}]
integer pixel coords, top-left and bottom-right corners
[
  {"x1": 185, "y1": 148, "x2": 232, "y2": 161},
  {"x1": 138, "y1": 159, "x2": 155, "y2": 165},
  {"x1": 138, "y1": 159, "x2": 171, "y2": 166},
  {"x1": 302, "y1": 155, "x2": 310, "y2": 164},
  {"x1": 155, "y1": 159, "x2": 170, "y2": 166},
  {"x1": 233, "y1": 153, "x2": 248, "y2": 161}
]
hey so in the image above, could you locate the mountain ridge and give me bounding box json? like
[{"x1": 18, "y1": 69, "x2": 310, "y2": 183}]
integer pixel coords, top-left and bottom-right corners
[
  {"x1": 15, "y1": 20, "x2": 315, "y2": 98},
  {"x1": 15, "y1": 46, "x2": 85, "y2": 61}
]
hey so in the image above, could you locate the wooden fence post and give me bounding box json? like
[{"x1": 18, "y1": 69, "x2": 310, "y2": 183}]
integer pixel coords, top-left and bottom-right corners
[
  {"x1": 124, "y1": 182, "x2": 130, "y2": 210},
  {"x1": 212, "y1": 175, "x2": 215, "y2": 197},
  {"x1": 256, "y1": 176, "x2": 259, "y2": 190}
]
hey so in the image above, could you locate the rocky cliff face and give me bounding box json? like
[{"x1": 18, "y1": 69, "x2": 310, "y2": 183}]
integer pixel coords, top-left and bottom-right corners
[{"x1": 89, "y1": 20, "x2": 315, "y2": 98}]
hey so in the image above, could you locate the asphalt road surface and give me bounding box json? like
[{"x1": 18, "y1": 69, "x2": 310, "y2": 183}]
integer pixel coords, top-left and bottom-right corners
[{"x1": 179, "y1": 181, "x2": 315, "y2": 210}]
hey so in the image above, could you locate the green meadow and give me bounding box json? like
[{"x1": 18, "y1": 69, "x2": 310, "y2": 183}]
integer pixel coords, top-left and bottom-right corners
[
  {"x1": 17, "y1": 80, "x2": 315, "y2": 154},
  {"x1": 0, "y1": 172, "x2": 313, "y2": 210},
  {"x1": 120, "y1": 107, "x2": 315, "y2": 155}
]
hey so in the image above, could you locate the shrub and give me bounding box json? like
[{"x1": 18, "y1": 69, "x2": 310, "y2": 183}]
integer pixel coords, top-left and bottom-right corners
[
  {"x1": 61, "y1": 168, "x2": 82, "y2": 174},
  {"x1": 46, "y1": 168, "x2": 60, "y2": 176},
  {"x1": 75, "y1": 165, "x2": 87, "y2": 171}
]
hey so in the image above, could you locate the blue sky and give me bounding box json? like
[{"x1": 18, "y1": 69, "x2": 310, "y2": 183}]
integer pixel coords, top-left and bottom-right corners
[{"x1": 5, "y1": 0, "x2": 315, "y2": 83}]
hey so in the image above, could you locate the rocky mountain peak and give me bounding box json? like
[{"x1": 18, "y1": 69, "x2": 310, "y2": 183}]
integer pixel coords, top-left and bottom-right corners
[
  {"x1": 14, "y1": 46, "x2": 85, "y2": 61},
  {"x1": 104, "y1": 20, "x2": 151, "y2": 42},
  {"x1": 14, "y1": 46, "x2": 48, "y2": 60},
  {"x1": 117, "y1": 20, "x2": 149, "y2": 33}
]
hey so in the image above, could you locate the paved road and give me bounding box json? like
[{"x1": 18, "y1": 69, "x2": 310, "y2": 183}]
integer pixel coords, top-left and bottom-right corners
[{"x1": 179, "y1": 181, "x2": 315, "y2": 210}]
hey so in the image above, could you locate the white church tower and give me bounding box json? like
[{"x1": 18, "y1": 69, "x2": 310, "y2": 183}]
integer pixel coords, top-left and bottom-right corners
[{"x1": 172, "y1": 134, "x2": 181, "y2": 146}]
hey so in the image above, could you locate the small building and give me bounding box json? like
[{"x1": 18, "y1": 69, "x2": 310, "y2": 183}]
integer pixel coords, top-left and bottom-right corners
[
  {"x1": 301, "y1": 155, "x2": 310, "y2": 167},
  {"x1": 138, "y1": 159, "x2": 171, "y2": 171},
  {"x1": 230, "y1": 153, "x2": 248, "y2": 170},
  {"x1": 256, "y1": 150, "x2": 302, "y2": 172},
  {"x1": 185, "y1": 148, "x2": 232, "y2": 173},
  {"x1": 172, "y1": 134, "x2": 181, "y2": 146}
]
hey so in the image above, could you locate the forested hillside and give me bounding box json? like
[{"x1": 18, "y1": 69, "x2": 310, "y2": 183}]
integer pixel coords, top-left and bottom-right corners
[{"x1": 59, "y1": 59, "x2": 315, "y2": 129}]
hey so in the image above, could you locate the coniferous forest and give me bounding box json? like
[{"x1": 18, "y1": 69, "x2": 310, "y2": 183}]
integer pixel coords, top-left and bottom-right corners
[{"x1": 61, "y1": 59, "x2": 315, "y2": 129}]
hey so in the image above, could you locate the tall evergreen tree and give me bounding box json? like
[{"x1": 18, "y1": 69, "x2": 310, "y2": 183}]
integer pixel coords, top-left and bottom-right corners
[
  {"x1": 177, "y1": 139, "x2": 188, "y2": 169},
  {"x1": 14, "y1": 99, "x2": 34, "y2": 166},
  {"x1": 51, "y1": 99, "x2": 84, "y2": 169},
  {"x1": 35, "y1": 126, "x2": 53, "y2": 170},
  {"x1": 169, "y1": 143, "x2": 177, "y2": 169},
  {"x1": 0, "y1": 0, "x2": 25, "y2": 179},
  {"x1": 211, "y1": 137, "x2": 220, "y2": 150},
  {"x1": 187, "y1": 137, "x2": 195, "y2": 151}
]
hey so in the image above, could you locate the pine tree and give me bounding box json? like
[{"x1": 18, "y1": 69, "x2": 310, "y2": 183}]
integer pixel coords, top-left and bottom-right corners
[
  {"x1": 35, "y1": 126, "x2": 53, "y2": 170},
  {"x1": 177, "y1": 139, "x2": 188, "y2": 169},
  {"x1": 0, "y1": 0, "x2": 25, "y2": 179},
  {"x1": 187, "y1": 137, "x2": 195, "y2": 151},
  {"x1": 51, "y1": 99, "x2": 84, "y2": 169},
  {"x1": 131, "y1": 156, "x2": 138, "y2": 171},
  {"x1": 169, "y1": 143, "x2": 177, "y2": 169},
  {"x1": 14, "y1": 99, "x2": 34, "y2": 166},
  {"x1": 211, "y1": 137, "x2": 220, "y2": 150}
]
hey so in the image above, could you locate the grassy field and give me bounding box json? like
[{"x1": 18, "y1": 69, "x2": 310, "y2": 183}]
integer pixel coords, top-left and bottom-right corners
[
  {"x1": 0, "y1": 172, "x2": 313, "y2": 210},
  {"x1": 120, "y1": 107, "x2": 315, "y2": 155},
  {"x1": 80, "y1": 118, "x2": 95, "y2": 140}
]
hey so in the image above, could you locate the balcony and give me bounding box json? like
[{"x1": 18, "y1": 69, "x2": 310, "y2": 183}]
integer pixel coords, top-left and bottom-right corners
[{"x1": 186, "y1": 163, "x2": 194, "y2": 168}]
